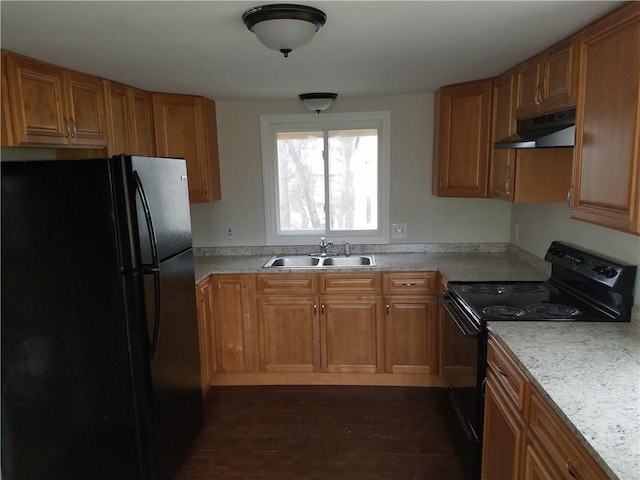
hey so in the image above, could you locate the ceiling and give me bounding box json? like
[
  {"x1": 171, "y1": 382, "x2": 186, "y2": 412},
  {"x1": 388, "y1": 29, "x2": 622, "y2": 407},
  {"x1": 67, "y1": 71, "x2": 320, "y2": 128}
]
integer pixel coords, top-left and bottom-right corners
[{"x1": 0, "y1": 1, "x2": 621, "y2": 102}]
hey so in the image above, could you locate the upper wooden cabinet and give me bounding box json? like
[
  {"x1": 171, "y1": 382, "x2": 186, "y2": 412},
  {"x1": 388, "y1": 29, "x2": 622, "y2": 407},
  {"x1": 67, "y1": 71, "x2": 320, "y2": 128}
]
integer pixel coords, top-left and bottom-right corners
[
  {"x1": 152, "y1": 93, "x2": 221, "y2": 203},
  {"x1": 490, "y1": 70, "x2": 573, "y2": 203},
  {"x1": 104, "y1": 80, "x2": 156, "y2": 157},
  {"x1": 489, "y1": 72, "x2": 517, "y2": 201},
  {"x1": 433, "y1": 78, "x2": 492, "y2": 198},
  {"x1": 515, "y1": 37, "x2": 580, "y2": 119},
  {"x1": 571, "y1": 2, "x2": 640, "y2": 236},
  {"x1": 3, "y1": 51, "x2": 107, "y2": 147}
]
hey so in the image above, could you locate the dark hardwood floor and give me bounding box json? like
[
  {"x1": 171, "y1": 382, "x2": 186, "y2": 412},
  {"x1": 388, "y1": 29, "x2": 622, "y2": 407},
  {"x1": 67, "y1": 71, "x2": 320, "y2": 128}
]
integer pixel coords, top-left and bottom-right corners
[{"x1": 174, "y1": 385, "x2": 474, "y2": 480}]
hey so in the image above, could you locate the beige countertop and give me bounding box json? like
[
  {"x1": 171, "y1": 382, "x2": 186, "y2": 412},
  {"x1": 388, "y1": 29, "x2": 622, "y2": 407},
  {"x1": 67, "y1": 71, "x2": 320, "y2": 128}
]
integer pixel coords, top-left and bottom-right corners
[
  {"x1": 193, "y1": 250, "x2": 638, "y2": 479},
  {"x1": 193, "y1": 251, "x2": 549, "y2": 284},
  {"x1": 489, "y1": 321, "x2": 639, "y2": 480}
]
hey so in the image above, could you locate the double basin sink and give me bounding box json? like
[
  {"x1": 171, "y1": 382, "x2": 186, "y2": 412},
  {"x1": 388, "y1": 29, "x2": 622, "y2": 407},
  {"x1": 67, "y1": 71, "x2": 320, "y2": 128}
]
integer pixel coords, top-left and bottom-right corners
[{"x1": 263, "y1": 254, "x2": 376, "y2": 268}]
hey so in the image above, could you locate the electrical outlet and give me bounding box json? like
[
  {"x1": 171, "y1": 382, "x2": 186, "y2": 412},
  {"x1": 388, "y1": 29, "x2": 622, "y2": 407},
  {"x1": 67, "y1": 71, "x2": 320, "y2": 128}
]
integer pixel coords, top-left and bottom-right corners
[
  {"x1": 391, "y1": 223, "x2": 407, "y2": 239},
  {"x1": 226, "y1": 226, "x2": 234, "y2": 239}
]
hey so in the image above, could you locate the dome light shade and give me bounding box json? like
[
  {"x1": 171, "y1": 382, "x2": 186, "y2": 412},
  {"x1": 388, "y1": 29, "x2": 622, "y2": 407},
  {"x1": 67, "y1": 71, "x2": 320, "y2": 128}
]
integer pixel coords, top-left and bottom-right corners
[
  {"x1": 242, "y1": 4, "x2": 327, "y2": 58},
  {"x1": 299, "y1": 93, "x2": 338, "y2": 113}
]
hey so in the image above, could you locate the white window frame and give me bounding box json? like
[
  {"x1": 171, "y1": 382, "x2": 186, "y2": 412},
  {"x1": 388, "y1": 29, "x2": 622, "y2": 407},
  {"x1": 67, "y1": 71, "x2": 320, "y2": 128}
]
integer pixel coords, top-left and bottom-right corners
[{"x1": 260, "y1": 111, "x2": 391, "y2": 246}]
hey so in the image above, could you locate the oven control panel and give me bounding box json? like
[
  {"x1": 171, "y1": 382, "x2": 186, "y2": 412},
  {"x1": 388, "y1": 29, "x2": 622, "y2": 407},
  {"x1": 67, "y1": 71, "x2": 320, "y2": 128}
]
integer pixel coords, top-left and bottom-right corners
[{"x1": 545, "y1": 241, "x2": 637, "y2": 292}]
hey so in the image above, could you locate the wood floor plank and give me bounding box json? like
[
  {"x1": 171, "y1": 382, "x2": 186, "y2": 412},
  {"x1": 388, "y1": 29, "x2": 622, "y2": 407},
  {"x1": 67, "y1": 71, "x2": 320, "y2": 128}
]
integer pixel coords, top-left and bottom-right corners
[{"x1": 174, "y1": 386, "x2": 472, "y2": 480}]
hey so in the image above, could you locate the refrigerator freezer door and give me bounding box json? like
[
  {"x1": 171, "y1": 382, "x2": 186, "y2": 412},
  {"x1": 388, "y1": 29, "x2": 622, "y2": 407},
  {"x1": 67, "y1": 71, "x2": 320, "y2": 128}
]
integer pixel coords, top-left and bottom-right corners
[{"x1": 129, "y1": 156, "x2": 193, "y2": 263}]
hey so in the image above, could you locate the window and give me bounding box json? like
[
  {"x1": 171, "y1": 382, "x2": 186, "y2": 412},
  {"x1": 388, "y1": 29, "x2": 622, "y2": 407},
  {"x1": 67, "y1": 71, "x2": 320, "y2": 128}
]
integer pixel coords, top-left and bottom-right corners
[{"x1": 261, "y1": 112, "x2": 390, "y2": 245}]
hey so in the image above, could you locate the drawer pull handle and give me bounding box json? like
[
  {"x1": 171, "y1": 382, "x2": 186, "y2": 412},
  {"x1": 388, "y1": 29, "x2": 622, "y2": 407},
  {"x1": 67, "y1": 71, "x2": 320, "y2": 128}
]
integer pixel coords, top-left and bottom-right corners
[
  {"x1": 313, "y1": 304, "x2": 317, "y2": 315},
  {"x1": 566, "y1": 460, "x2": 583, "y2": 480},
  {"x1": 403, "y1": 282, "x2": 417, "y2": 287}
]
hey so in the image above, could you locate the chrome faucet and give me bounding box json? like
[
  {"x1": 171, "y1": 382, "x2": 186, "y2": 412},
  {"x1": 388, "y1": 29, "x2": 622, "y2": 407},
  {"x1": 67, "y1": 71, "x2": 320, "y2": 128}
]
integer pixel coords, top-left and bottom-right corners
[{"x1": 319, "y1": 237, "x2": 333, "y2": 256}]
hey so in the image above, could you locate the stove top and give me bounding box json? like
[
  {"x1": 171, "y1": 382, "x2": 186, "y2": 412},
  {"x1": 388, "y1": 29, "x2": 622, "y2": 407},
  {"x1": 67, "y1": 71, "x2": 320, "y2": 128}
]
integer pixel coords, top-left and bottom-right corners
[
  {"x1": 446, "y1": 242, "x2": 636, "y2": 324},
  {"x1": 448, "y1": 281, "x2": 612, "y2": 322}
]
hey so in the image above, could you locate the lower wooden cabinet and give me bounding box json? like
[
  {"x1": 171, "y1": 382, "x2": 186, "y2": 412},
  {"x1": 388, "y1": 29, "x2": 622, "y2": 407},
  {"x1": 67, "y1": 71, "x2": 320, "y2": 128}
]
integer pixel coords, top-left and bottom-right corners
[
  {"x1": 210, "y1": 274, "x2": 257, "y2": 373},
  {"x1": 481, "y1": 370, "x2": 525, "y2": 480},
  {"x1": 256, "y1": 295, "x2": 320, "y2": 373},
  {"x1": 196, "y1": 277, "x2": 216, "y2": 396},
  {"x1": 321, "y1": 295, "x2": 384, "y2": 373},
  {"x1": 483, "y1": 335, "x2": 610, "y2": 480},
  {"x1": 200, "y1": 271, "x2": 442, "y2": 385}
]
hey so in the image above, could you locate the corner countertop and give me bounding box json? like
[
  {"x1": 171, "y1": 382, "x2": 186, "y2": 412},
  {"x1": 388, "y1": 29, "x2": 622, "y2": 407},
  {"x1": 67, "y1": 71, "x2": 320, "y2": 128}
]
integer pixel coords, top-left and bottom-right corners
[
  {"x1": 193, "y1": 250, "x2": 639, "y2": 479},
  {"x1": 489, "y1": 320, "x2": 639, "y2": 480}
]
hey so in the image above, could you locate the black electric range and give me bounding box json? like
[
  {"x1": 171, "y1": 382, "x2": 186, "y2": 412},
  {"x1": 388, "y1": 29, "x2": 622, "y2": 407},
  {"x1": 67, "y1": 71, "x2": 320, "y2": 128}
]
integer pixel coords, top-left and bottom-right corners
[{"x1": 447, "y1": 241, "x2": 637, "y2": 325}]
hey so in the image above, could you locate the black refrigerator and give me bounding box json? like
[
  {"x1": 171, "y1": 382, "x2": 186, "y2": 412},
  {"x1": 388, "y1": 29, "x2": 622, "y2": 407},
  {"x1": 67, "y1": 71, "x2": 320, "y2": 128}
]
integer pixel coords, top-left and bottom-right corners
[{"x1": 1, "y1": 155, "x2": 203, "y2": 480}]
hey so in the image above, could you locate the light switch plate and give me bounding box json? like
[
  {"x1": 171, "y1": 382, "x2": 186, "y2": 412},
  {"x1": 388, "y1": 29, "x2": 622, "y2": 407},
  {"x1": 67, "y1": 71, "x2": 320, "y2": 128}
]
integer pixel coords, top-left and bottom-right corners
[{"x1": 391, "y1": 223, "x2": 407, "y2": 239}]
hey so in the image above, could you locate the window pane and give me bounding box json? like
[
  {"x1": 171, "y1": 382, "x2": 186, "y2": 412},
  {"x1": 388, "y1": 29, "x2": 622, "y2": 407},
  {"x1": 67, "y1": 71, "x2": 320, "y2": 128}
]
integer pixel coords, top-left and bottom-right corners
[
  {"x1": 276, "y1": 131, "x2": 325, "y2": 232},
  {"x1": 328, "y1": 129, "x2": 378, "y2": 231}
]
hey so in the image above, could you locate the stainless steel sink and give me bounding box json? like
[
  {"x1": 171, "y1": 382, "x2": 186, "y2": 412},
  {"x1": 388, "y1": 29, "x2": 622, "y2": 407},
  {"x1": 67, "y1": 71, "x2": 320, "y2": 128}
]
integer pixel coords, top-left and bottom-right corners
[
  {"x1": 263, "y1": 254, "x2": 376, "y2": 268},
  {"x1": 321, "y1": 256, "x2": 374, "y2": 266}
]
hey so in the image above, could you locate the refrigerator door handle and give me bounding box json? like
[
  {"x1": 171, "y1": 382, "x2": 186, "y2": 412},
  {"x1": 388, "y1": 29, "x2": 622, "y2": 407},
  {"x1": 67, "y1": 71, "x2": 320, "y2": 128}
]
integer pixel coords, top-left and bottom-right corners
[{"x1": 133, "y1": 170, "x2": 161, "y2": 361}]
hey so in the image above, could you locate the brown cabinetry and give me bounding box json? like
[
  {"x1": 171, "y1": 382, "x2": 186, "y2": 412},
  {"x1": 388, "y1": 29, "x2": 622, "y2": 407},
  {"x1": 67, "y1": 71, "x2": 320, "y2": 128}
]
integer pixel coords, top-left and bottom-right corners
[
  {"x1": 571, "y1": 2, "x2": 640, "y2": 235},
  {"x1": 481, "y1": 337, "x2": 527, "y2": 480},
  {"x1": 433, "y1": 79, "x2": 492, "y2": 198},
  {"x1": 383, "y1": 272, "x2": 439, "y2": 375},
  {"x1": 210, "y1": 274, "x2": 257, "y2": 373},
  {"x1": 319, "y1": 273, "x2": 384, "y2": 373},
  {"x1": 104, "y1": 80, "x2": 156, "y2": 157},
  {"x1": 526, "y1": 388, "x2": 609, "y2": 480},
  {"x1": 152, "y1": 93, "x2": 221, "y2": 203},
  {"x1": 482, "y1": 334, "x2": 610, "y2": 479},
  {"x1": 3, "y1": 51, "x2": 107, "y2": 147},
  {"x1": 490, "y1": 70, "x2": 574, "y2": 203},
  {"x1": 489, "y1": 72, "x2": 517, "y2": 201},
  {"x1": 516, "y1": 37, "x2": 580, "y2": 118},
  {"x1": 196, "y1": 277, "x2": 216, "y2": 396},
  {"x1": 256, "y1": 273, "x2": 320, "y2": 373}
]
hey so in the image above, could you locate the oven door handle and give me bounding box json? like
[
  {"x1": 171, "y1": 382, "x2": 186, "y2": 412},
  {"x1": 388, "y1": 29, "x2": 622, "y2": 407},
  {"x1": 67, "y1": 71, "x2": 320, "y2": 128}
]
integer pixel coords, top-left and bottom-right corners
[{"x1": 440, "y1": 295, "x2": 482, "y2": 339}]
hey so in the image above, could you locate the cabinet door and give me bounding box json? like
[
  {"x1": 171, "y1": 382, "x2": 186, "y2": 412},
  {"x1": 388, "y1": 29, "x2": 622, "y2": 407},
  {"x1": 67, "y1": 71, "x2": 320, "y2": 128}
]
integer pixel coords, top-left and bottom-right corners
[
  {"x1": 152, "y1": 93, "x2": 221, "y2": 202},
  {"x1": 321, "y1": 296, "x2": 383, "y2": 373},
  {"x1": 521, "y1": 430, "x2": 564, "y2": 480},
  {"x1": 542, "y1": 37, "x2": 579, "y2": 113},
  {"x1": 433, "y1": 79, "x2": 492, "y2": 198},
  {"x1": 5, "y1": 53, "x2": 68, "y2": 145},
  {"x1": 257, "y1": 296, "x2": 320, "y2": 372},
  {"x1": 63, "y1": 70, "x2": 107, "y2": 147},
  {"x1": 490, "y1": 73, "x2": 517, "y2": 201},
  {"x1": 210, "y1": 274, "x2": 256, "y2": 373},
  {"x1": 384, "y1": 296, "x2": 438, "y2": 374},
  {"x1": 196, "y1": 278, "x2": 216, "y2": 396},
  {"x1": 480, "y1": 371, "x2": 525, "y2": 480},
  {"x1": 104, "y1": 81, "x2": 132, "y2": 156},
  {"x1": 129, "y1": 88, "x2": 155, "y2": 156},
  {"x1": 572, "y1": 4, "x2": 640, "y2": 235},
  {"x1": 516, "y1": 57, "x2": 542, "y2": 119}
]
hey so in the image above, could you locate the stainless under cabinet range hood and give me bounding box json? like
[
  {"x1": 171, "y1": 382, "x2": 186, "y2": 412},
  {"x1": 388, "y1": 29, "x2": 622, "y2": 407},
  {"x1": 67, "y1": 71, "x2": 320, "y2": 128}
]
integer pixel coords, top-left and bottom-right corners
[{"x1": 494, "y1": 108, "x2": 576, "y2": 149}]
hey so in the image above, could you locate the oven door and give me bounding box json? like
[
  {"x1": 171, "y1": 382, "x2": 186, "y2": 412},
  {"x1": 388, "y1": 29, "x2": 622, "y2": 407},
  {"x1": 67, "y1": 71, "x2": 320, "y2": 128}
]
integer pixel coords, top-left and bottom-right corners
[{"x1": 440, "y1": 294, "x2": 485, "y2": 447}]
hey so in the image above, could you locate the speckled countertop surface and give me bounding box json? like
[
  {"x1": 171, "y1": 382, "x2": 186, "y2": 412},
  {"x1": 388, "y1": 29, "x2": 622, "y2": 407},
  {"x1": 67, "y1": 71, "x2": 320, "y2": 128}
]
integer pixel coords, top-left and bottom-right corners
[
  {"x1": 193, "y1": 250, "x2": 638, "y2": 479},
  {"x1": 193, "y1": 251, "x2": 549, "y2": 283},
  {"x1": 489, "y1": 320, "x2": 640, "y2": 480}
]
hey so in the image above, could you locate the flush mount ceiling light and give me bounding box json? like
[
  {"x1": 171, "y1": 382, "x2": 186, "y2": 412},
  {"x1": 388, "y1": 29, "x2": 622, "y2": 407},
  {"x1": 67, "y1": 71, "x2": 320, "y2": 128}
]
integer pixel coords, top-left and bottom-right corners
[
  {"x1": 242, "y1": 4, "x2": 327, "y2": 58},
  {"x1": 299, "y1": 93, "x2": 338, "y2": 113}
]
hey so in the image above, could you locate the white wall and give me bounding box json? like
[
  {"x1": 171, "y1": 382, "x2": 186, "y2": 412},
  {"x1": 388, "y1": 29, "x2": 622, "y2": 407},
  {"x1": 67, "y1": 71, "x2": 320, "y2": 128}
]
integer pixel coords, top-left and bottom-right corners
[
  {"x1": 190, "y1": 93, "x2": 512, "y2": 247},
  {"x1": 510, "y1": 202, "x2": 640, "y2": 305}
]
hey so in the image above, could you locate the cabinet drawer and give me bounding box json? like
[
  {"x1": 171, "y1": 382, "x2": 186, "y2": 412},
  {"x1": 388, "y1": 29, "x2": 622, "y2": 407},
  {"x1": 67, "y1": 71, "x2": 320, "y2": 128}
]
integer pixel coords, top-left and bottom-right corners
[
  {"x1": 320, "y1": 273, "x2": 382, "y2": 294},
  {"x1": 383, "y1": 272, "x2": 438, "y2": 295},
  {"x1": 527, "y1": 388, "x2": 609, "y2": 480},
  {"x1": 256, "y1": 273, "x2": 318, "y2": 295},
  {"x1": 487, "y1": 336, "x2": 527, "y2": 412}
]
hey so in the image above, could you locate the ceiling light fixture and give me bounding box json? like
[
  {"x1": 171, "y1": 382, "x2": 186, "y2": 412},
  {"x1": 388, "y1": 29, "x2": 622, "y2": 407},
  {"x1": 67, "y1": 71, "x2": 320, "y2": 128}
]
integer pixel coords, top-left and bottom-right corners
[
  {"x1": 242, "y1": 4, "x2": 327, "y2": 58},
  {"x1": 299, "y1": 93, "x2": 338, "y2": 114}
]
